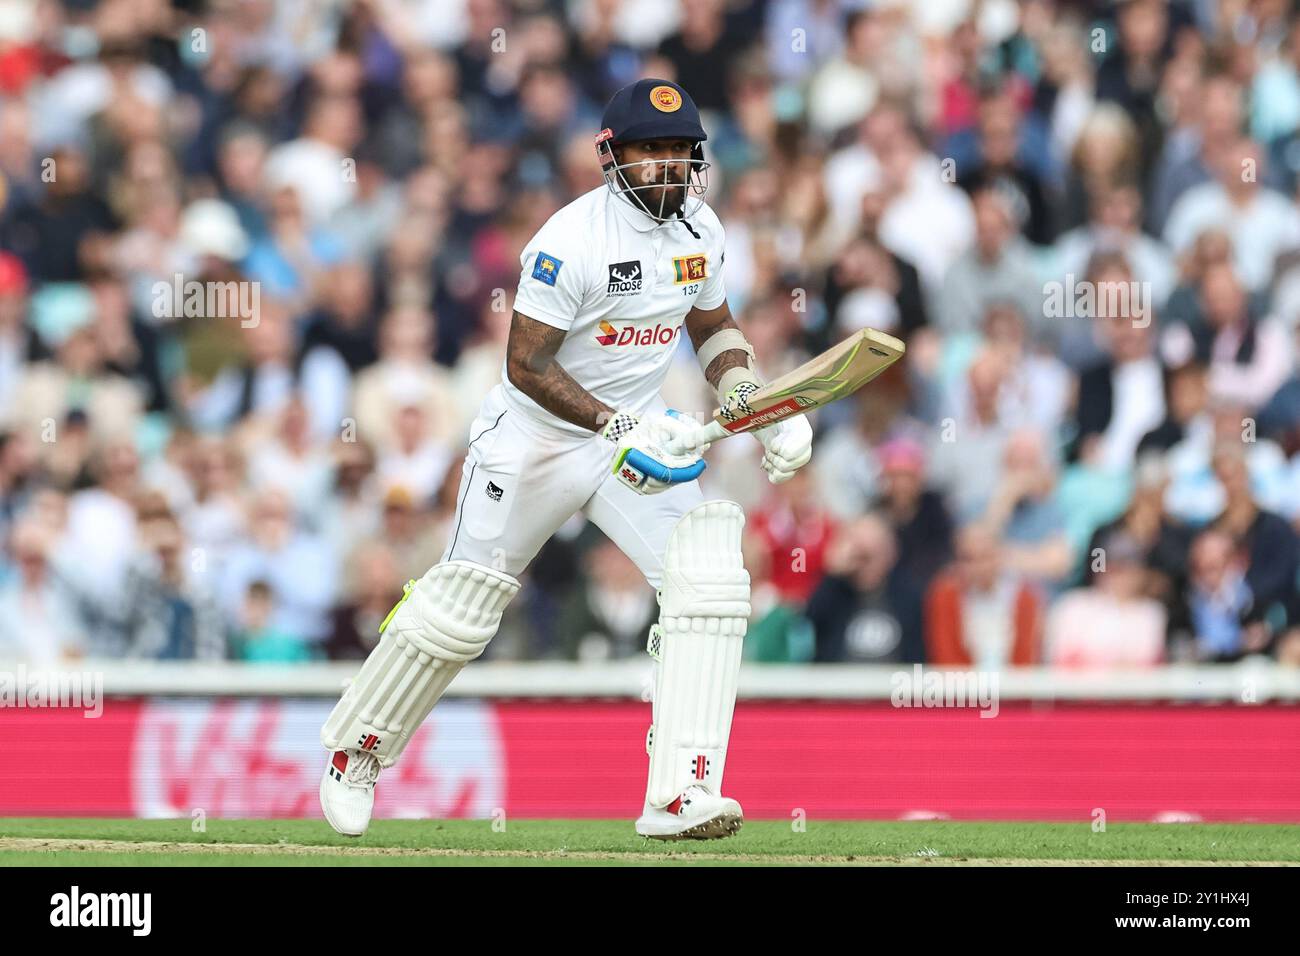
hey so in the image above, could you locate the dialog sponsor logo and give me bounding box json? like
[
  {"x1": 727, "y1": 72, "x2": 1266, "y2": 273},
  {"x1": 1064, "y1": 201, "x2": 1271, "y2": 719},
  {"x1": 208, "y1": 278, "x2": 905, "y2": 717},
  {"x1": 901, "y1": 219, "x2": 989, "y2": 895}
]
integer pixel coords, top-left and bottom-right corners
[{"x1": 595, "y1": 320, "x2": 680, "y2": 346}]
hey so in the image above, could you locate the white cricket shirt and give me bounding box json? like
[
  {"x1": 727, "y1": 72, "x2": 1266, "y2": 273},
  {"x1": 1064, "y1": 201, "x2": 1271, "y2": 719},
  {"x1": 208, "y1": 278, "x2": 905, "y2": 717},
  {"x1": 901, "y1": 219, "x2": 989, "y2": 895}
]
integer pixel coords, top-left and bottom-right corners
[{"x1": 504, "y1": 185, "x2": 727, "y2": 435}]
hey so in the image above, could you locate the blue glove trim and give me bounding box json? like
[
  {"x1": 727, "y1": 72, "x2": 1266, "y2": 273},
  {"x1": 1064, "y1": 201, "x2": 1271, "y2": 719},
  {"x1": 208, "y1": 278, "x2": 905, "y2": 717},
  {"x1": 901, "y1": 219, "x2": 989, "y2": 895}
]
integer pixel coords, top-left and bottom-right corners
[{"x1": 623, "y1": 447, "x2": 706, "y2": 484}]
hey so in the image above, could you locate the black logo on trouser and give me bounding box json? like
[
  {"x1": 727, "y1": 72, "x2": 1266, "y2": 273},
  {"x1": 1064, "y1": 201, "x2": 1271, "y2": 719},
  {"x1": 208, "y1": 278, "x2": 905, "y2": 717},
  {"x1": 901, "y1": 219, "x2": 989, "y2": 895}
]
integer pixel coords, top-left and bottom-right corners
[
  {"x1": 607, "y1": 260, "x2": 642, "y2": 296},
  {"x1": 485, "y1": 481, "x2": 504, "y2": 501}
]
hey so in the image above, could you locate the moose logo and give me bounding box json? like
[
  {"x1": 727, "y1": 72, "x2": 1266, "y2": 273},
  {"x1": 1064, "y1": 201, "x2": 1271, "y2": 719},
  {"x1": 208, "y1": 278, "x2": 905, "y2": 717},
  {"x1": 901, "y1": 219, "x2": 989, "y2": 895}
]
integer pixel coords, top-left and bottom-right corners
[{"x1": 606, "y1": 260, "x2": 642, "y2": 296}]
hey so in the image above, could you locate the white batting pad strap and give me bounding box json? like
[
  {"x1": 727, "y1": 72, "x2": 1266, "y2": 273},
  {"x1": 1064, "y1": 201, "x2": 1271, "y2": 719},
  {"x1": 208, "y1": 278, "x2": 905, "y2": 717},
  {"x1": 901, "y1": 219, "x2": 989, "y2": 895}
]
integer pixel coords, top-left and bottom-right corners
[
  {"x1": 646, "y1": 501, "x2": 750, "y2": 808},
  {"x1": 321, "y1": 561, "x2": 519, "y2": 767},
  {"x1": 695, "y1": 328, "x2": 755, "y2": 377}
]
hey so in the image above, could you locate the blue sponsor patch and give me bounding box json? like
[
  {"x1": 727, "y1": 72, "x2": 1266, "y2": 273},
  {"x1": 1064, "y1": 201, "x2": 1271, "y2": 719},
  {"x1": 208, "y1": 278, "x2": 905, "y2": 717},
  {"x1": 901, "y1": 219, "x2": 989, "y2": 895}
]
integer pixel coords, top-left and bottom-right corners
[{"x1": 532, "y1": 252, "x2": 563, "y2": 286}]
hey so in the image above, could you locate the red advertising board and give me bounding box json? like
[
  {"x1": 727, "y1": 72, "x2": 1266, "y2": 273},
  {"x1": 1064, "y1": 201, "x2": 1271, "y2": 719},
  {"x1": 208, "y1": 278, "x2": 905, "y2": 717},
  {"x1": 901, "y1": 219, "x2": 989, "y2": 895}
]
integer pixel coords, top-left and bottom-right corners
[{"x1": 6, "y1": 699, "x2": 1300, "y2": 821}]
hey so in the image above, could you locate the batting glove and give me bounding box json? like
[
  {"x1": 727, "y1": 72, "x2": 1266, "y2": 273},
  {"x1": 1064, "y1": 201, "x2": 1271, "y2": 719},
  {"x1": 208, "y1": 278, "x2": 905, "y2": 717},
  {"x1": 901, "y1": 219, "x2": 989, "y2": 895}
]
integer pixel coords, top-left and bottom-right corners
[
  {"x1": 752, "y1": 413, "x2": 813, "y2": 484},
  {"x1": 602, "y1": 409, "x2": 709, "y2": 495}
]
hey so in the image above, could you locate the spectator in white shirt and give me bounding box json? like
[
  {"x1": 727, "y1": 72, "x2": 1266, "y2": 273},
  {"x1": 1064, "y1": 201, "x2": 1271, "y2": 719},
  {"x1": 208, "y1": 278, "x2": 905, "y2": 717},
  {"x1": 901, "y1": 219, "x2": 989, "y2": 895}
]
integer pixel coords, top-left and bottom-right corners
[
  {"x1": 246, "y1": 397, "x2": 336, "y2": 521},
  {"x1": 375, "y1": 402, "x2": 453, "y2": 506},
  {"x1": 351, "y1": 305, "x2": 458, "y2": 454},
  {"x1": 933, "y1": 302, "x2": 1072, "y2": 436},
  {"x1": 826, "y1": 105, "x2": 974, "y2": 297},
  {"x1": 929, "y1": 351, "x2": 1018, "y2": 521},
  {"x1": 263, "y1": 96, "x2": 361, "y2": 227},
  {"x1": 1053, "y1": 183, "x2": 1176, "y2": 311},
  {"x1": 0, "y1": 519, "x2": 86, "y2": 664},
  {"x1": 1163, "y1": 137, "x2": 1300, "y2": 292},
  {"x1": 938, "y1": 187, "x2": 1044, "y2": 338}
]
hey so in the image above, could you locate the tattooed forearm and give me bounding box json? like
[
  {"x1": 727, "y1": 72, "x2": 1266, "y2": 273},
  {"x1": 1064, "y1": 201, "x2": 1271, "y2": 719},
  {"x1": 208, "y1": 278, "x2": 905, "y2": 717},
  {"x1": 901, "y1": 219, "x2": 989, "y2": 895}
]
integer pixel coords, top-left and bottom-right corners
[
  {"x1": 703, "y1": 349, "x2": 752, "y2": 392},
  {"x1": 506, "y1": 311, "x2": 614, "y2": 432}
]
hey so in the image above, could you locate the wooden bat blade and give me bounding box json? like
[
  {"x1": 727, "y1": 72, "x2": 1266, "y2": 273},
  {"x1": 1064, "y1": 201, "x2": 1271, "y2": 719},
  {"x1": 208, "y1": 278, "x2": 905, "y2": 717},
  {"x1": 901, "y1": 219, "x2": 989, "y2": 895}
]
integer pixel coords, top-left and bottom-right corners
[{"x1": 710, "y1": 328, "x2": 905, "y2": 437}]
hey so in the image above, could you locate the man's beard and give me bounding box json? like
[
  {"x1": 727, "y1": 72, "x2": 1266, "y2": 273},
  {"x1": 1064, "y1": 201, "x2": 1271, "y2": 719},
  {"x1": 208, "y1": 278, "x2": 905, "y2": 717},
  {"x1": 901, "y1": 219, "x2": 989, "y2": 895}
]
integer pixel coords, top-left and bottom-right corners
[{"x1": 633, "y1": 181, "x2": 687, "y2": 219}]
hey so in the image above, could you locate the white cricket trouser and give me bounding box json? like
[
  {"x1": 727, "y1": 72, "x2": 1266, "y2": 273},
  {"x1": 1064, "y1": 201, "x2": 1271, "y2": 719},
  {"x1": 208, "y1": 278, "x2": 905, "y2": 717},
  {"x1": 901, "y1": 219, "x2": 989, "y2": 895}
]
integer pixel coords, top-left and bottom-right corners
[{"x1": 441, "y1": 385, "x2": 705, "y2": 588}]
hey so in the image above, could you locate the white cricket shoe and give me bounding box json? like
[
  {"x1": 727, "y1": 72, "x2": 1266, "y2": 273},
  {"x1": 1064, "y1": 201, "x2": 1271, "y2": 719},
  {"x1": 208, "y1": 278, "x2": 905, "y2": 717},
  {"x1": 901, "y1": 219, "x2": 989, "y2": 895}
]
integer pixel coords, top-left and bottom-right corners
[
  {"x1": 635, "y1": 786, "x2": 744, "y2": 840},
  {"x1": 320, "y1": 749, "x2": 381, "y2": 837}
]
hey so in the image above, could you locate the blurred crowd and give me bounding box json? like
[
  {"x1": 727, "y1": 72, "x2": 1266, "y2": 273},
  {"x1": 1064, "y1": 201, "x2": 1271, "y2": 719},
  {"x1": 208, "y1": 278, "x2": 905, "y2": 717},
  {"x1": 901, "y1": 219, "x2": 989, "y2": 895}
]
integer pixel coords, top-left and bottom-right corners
[{"x1": 2, "y1": 0, "x2": 1300, "y2": 669}]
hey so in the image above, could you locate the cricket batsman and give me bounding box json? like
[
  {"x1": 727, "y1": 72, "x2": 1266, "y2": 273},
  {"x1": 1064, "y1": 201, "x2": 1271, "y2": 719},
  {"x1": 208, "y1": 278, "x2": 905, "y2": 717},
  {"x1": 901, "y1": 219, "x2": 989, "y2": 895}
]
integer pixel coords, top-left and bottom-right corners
[{"x1": 319, "y1": 78, "x2": 813, "y2": 839}]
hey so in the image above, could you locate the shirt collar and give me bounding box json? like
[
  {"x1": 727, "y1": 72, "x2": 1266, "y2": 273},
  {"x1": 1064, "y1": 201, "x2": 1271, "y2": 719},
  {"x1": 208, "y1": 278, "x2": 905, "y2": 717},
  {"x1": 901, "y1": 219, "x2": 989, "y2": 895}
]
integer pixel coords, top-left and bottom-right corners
[{"x1": 607, "y1": 188, "x2": 665, "y2": 234}]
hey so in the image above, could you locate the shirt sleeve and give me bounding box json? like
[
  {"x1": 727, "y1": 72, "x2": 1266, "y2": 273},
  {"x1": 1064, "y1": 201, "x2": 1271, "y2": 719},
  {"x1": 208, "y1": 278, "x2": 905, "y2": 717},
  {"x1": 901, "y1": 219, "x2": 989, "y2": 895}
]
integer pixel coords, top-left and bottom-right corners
[
  {"x1": 694, "y1": 219, "x2": 728, "y2": 311},
  {"x1": 513, "y1": 218, "x2": 589, "y2": 331}
]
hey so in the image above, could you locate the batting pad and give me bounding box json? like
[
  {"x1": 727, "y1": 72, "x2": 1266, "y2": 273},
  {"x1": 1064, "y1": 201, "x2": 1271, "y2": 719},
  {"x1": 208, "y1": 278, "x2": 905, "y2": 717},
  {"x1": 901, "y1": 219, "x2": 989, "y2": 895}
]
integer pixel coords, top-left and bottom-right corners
[
  {"x1": 645, "y1": 500, "x2": 751, "y2": 807},
  {"x1": 321, "y1": 560, "x2": 519, "y2": 767}
]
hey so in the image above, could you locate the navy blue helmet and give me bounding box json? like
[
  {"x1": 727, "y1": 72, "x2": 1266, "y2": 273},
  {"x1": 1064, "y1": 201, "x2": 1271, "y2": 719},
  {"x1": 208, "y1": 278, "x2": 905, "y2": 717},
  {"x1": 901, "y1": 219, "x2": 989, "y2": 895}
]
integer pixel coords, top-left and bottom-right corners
[{"x1": 595, "y1": 78, "x2": 710, "y2": 222}]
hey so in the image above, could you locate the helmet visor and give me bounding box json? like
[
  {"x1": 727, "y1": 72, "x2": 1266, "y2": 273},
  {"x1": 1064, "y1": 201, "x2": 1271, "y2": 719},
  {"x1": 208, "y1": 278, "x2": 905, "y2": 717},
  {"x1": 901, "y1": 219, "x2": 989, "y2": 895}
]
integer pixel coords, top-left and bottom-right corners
[{"x1": 599, "y1": 145, "x2": 710, "y2": 222}]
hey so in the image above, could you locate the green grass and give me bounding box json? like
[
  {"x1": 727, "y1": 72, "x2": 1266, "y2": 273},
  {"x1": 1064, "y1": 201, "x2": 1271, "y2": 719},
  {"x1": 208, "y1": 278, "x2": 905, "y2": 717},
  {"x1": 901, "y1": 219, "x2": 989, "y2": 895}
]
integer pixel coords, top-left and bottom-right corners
[{"x1": 2, "y1": 818, "x2": 1298, "y2": 866}]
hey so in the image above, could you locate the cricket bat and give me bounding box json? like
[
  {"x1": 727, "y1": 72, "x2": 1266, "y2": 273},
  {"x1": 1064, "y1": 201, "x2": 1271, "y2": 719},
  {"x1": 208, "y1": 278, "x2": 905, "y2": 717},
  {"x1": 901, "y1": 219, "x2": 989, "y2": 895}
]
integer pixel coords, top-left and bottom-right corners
[{"x1": 684, "y1": 328, "x2": 905, "y2": 446}]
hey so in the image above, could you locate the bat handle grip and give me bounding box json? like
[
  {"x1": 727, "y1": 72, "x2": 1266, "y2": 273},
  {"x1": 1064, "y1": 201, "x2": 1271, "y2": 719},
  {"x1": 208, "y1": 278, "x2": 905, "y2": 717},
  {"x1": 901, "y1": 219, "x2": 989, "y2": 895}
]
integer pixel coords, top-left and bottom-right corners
[{"x1": 663, "y1": 417, "x2": 730, "y2": 456}]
